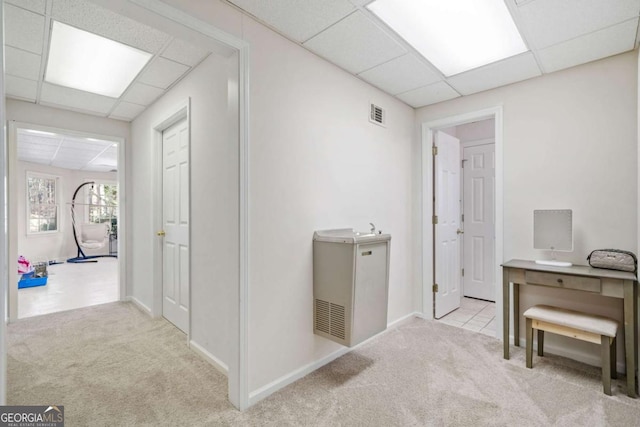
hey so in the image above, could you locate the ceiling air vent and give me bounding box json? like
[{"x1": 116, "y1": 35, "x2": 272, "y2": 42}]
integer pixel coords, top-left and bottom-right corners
[{"x1": 369, "y1": 103, "x2": 386, "y2": 127}]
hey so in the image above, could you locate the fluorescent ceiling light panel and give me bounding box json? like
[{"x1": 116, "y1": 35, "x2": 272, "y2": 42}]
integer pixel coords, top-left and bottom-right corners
[
  {"x1": 367, "y1": 0, "x2": 527, "y2": 76},
  {"x1": 45, "y1": 21, "x2": 152, "y2": 98},
  {"x1": 25, "y1": 129, "x2": 56, "y2": 136}
]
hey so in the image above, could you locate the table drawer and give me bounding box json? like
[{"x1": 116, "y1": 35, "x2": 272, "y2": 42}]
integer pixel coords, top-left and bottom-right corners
[{"x1": 525, "y1": 270, "x2": 601, "y2": 293}]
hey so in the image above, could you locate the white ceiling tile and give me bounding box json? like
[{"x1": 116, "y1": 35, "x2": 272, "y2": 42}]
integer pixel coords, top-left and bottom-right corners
[
  {"x1": 18, "y1": 154, "x2": 54, "y2": 164},
  {"x1": 137, "y1": 57, "x2": 190, "y2": 89},
  {"x1": 5, "y1": 4, "x2": 45, "y2": 54},
  {"x1": 5, "y1": 75, "x2": 38, "y2": 101},
  {"x1": 5, "y1": 46, "x2": 41, "y2": 81},
  {"x1": 52, "y1": 0, "x2": 170, "y2": 53},
  {"x1": 161, "y1": 39, "x2": 211, "y2": 67},
  {"x1": 228, "y1": 0, "x2": 355, "y2": 42},
  {"x1": 52, "y1": 160, "x2": 87, "y2": 169},
  {"x1": 358, "y1": 54, "x2": 442, "y2": 95},
  {"x1": 396, "y1": 82, "x2": 460, "y2": 108},
  {"x1": 447, "y1": 52, "x2": 541, "y2": 96},
  {"x1": 515, "y1": 0, "x2": 640, "y2": 49},
  {"x1": 95, "y1": 147, "x2": 118, "y2": 162},
  {"x1": 537, "y1": 18, "x2": 638, "y2": 73},
  {"x1": 110, "y1": 102, "x2": 147, "y2": 121},
  {"x1": 55, "y1": 151, "x2": 95, "y2": 162},
  {"x1": 61, "y1": 139, "x2": 111, "y2": 152},
  {"x1": 18, "y1": 131, "x2": 63, "y2": 144},
  {"x1": 122, "y1": 83, "x2": 165, "y2": 106},
  {"x1": 18, "y1": 147, "x2": 57, "y2": 157},
  {"x1": 304, "y1": 11, "x2": 407, "y2": 74},
  {"x1": 40, "y1": 83, "x2": 117, "y2": 115},
  {"x1": 5, "y1": 0, "x2": 46, "y2": 14},
  {"x1": 88, "y1": 156, "x2": 117, "y2": 168},
  {"x1": 18, "y1": 145, "x2": 55, "y2": 153},
  {"x1": 19, "y1": 144, "x2": 57, "y2": 152}
]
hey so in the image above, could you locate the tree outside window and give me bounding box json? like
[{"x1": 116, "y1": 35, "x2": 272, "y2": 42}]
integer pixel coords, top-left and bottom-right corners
[
  {"x1": 27, "y1": 173, "x2": 58, "y2": 234},
  {"x1": 87, "y1": 182, "x2": 118, "y2": 235}
]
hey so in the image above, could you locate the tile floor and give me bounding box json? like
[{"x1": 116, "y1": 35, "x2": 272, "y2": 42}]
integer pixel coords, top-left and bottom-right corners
[
  {"x1": 438, "y1": 297, "x2": 496, "y2": 337},
  {"x1": 18, "y1": 257, "x2": 119, "y2": 319}
]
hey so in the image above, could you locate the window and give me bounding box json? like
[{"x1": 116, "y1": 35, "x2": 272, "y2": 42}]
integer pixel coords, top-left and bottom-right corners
[
  {"x1": 27, "y1": 173, "x2": 59, "y2": 234},
  {"x1": 86, "y1": 182, "x2": 118, "y2": 234}
]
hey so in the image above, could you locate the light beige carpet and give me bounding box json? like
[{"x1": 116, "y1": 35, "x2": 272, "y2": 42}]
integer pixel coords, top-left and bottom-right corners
[{"x1": 9, "y1": 302, "x2": 640, "y2": 426}]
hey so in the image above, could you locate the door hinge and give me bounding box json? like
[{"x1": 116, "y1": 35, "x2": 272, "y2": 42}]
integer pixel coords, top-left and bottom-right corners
[
  {"x1": 462, "y1": 268, "x2": 464, "y2": 277},
  {"x1": 432, "y1": 215, "x2": 438, "y2": 225},
  {"x1": 432, "y1": 145, "x2": 438, "y2": 156},
  {"x1": 461, "y1": 159, "x2": 467, "y2": 168},
  {"x1": 461, "y1": 214, "x2": 464, "y2": 222},
  {"x1": 433, "y1": 283, "x2": 439, "y2": 293}
]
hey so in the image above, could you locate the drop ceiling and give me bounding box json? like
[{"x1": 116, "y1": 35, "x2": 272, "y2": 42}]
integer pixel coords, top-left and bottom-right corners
[
  {"x1": 18, "y1": 128, "x2": 118, "y2": 172},
  {"x1": 4, "y1": 0, "x2": 212, "y2": 121},
  {"x1": 225, "y1": 0, "x2": 640, "y2": 108}
]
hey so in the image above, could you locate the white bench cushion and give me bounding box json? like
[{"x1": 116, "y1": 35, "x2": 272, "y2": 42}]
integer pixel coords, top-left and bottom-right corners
[{"x1": 524, "y1": 305, "x2": 618, "y2": 338}]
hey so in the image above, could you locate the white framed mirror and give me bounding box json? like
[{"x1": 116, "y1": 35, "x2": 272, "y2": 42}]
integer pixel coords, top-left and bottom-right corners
[{"x1": 534, "y1": 209, "x2": 573, "y2": 267}]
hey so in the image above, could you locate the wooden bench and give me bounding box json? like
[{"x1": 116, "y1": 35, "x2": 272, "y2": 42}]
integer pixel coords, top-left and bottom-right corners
[{"x1": 523, "y1": 304, "x2": 619, "y2": 395}]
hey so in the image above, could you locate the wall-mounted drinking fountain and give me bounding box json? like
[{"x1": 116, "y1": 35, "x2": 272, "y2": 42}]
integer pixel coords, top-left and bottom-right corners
[{"x1": 312, "y1": 228, "x2": 391, "y2": 347}]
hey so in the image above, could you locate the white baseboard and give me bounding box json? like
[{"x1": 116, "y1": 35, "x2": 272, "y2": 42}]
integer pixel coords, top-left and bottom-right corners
[
  {"x1": 126, "y1": 296, "x2": 151, "y2": 315},
  {"x1": 248, "y1": 311, "x2": 422, "y2": 406},
  {"x1": 189, "y1": 340, "x2": 229, "y2": 376}
]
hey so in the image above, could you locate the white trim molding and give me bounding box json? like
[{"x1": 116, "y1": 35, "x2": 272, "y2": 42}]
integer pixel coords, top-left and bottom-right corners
[
  {"x1": 127, "y1": 296, "x2": 152, "y2": 315},
  {"x1": 190, "y1": 340, "x2": 230, "y2": 376}
]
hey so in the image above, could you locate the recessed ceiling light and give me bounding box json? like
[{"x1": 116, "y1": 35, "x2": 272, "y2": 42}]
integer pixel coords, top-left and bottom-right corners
[
  {"x1": 367, "y1": 0, "x2": 527, "y2": 76},
  {"x1": 45, "y1": 21, "x2": 152, "y2": 98},
  {"x1": 25, "y1": 129, "x2": 56, "y2": 136}
]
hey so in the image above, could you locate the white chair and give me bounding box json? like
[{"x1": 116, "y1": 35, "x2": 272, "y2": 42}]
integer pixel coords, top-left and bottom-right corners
[{"x1": 79, "y1": 223, "x2": 109, "y2": 250}]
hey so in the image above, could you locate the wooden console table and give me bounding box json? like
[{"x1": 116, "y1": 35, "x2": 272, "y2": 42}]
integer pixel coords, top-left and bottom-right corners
[{"x1": 502, "y1": 259, "x2": 638, "y2": 397}]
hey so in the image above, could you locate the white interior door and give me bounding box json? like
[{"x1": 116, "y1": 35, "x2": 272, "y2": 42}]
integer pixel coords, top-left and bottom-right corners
[
  {"x1": 462, "y1": 143, "x2": 495, "y2": 301},
  {"x1": 434, "y1": 131, "x2": 462, "y2": 319},
  {"x1": 162, "y1": 118, "x2": 189, "y2": 333}
]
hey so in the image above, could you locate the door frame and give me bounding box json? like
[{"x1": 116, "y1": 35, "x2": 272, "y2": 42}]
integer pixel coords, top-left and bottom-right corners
[
  {"x1": 151, "y1": 99, "x2": 190, "y2": 337},
  {"x1": 7, "y1": 121, "x2": 127, "y2": 322},
  {"x1": 421, "y1": 106, "x2": 504, "y2": 337},
  {"x1": 460, "y1": 138, "x2": 496, "y2": 301}
]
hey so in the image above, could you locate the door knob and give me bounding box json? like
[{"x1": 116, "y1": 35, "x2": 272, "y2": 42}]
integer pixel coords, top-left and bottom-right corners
[
  {"x1": 157, "y1": 230, "x2": 166, "y2": 236},
  {"x1": 456, "y1": 229, "x2": 464, "y2": 235}
]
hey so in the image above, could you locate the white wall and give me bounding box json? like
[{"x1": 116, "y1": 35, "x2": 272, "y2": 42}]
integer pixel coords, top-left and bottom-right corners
[
  {"x1": 416, "y1": 51, "x2": 638, "y2": 368},
  {"x1": 440, "y1": 119, "x2": 495, "y2": 142},
  {"x1": 152, "y1": 0, "x2": 416, "y2": 395},
  {"x1": 129, "y1": 52, "x2": 237, "y2": 367},
  {"x1": 456, "y1": 119, "x2": 495, "y2": 142},
  {"x1": 243, "y1": 16, "x2": 415, "y2": 394},
  {"x1": 16, "y1": 161, "x2": 116, "y2": 262}
]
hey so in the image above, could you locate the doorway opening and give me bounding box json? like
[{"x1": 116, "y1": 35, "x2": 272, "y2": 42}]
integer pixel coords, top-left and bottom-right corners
[
  {"x1": 421, "y1": 107, "x2": 504, "y2": 338},
  {"x1": 8, "y1": 123, "x2": 124, "y2": 320}
]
